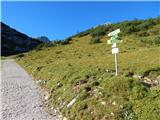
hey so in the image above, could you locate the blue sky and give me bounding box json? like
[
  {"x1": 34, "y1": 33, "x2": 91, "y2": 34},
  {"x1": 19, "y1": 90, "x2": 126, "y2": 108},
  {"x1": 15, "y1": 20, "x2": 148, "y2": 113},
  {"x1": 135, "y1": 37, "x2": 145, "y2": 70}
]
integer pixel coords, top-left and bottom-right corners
[{"x1": 1, "y1": 1, "x2": 160, "y2": 40}]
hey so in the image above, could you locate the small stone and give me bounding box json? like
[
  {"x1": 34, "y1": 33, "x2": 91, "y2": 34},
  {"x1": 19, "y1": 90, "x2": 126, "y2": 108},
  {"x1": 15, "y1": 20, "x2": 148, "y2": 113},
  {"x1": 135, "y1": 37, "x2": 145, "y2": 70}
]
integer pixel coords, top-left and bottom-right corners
[
  {"x1": 101, "y1": 101, "x2": 106, "y2": 105},
  {"x1": 98, "y1": 78, "x2": 102, "y2": 80},
  {"x1": 57, "y1": 82, "x2": 63, "y2": 88},
  {"x1": 106, "y1": 69, "x2": 109, "y2": 72},
  {"x1": 67, "y1": 98, "x2": 77, "y2": 108},
  {"x1": 63, "y1": 117, "x2": 67, "y2": 120},
  {"x1": 44, "y1": 93, "x2": 50, "y2": 100},
  {"x1": 58, "y1": 97, "x2": 61, "y2": 100},
  {"x1": 120, "y1": 105, "x2": 123, "y2": 108},
  {"x1": 133, "y1": 74, "x2": 142, "y2": 79},
  {"x1": 112, "y1": 101, "x2": 116, "y2": 105},
  {"x1": 111, "y1": 112, "x2": 114, "y2": 116}
]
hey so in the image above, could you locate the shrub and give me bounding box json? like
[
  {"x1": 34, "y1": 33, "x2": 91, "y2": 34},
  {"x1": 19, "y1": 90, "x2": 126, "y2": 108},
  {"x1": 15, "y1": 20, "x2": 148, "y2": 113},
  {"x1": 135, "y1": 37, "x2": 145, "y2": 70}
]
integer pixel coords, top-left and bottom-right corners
[
  {"x1": 90, "y1": 37, "x2": 101, "y2": 44},
  {"x1": 118, "y1": 103, "x2": 137, "y2": 120},
  {"x1": 137, "y1": 18, "x2": 156, "y2": 30},
  {"x1": 35, "y1": 42, "x2": 54, "y2": 51},
  {"x1": 153, "y1": 36, "x2": 160, "y2": 45},
  {"x1": 140, "y1": 36, "x2": 160, "y2": 46},
  {"x1": 124, "y1": 25, "x2": 139, "y2": 34},
  {"x1": 16, "y1": 53, "x2": 24, "y2": 58},
  {"x1": 91, "y1": 29, "x2": 106, "y2": 37},
  {"x1": 53, "y1": 37, "x2": 72, "y2": 45},
  {"x1": 155, "y1": 16, "x2": 160, "y2": 24},
  {"x1": 77, "y1": 31, "x2": 90, "y2": 37},
  {"x1": 136, "y1": 31, "x2": 149, "y2": 37}
]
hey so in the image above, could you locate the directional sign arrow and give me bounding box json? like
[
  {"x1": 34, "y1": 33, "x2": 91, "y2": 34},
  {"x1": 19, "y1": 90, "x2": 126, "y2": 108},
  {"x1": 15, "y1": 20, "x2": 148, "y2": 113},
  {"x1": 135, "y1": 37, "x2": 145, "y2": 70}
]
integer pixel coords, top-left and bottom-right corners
[{"x1": 108, "y1": 28, "x2": 120, "y2": 37}]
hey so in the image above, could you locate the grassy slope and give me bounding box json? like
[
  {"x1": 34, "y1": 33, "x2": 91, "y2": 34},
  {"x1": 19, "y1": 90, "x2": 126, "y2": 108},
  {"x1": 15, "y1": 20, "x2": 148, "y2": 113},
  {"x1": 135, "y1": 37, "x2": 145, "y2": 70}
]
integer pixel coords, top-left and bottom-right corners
[{"x1": 16, "y1": 20, "x2": 160, "y2": 120}]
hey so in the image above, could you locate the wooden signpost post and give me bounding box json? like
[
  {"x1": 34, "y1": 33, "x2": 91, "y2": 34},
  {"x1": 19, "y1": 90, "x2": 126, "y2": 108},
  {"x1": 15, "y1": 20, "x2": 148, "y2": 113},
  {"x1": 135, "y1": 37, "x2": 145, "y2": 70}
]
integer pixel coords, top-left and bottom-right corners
[{"x1": 108, "y1": 29, "x2": 122, "y2": 76}]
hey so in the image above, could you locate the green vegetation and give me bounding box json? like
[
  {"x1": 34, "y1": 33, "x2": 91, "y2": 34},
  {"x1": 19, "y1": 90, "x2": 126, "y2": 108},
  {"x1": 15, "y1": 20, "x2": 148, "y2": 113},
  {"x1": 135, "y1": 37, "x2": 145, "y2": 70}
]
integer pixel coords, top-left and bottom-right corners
[
  {"x1": 16, "y1": 17, "x2": 160, "y2": 120},
  {"x1": 90, "y1": 37, "x2": 102, "y2": 44},
  {"x1": 0, "y1": 56, "x2": 7, "y2": 60},
  {"x1": 15, "y1": 53, "x2": 25, "y2": 58}
]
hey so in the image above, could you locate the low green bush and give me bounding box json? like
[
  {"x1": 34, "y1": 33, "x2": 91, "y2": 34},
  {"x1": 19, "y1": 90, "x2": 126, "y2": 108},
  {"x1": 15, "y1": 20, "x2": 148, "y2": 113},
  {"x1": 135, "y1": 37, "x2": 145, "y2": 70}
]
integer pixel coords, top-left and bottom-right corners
[
  {"x1": 90, "y1": 37, "x2": 102, "y2": 44},
  {"x1": 140, "y1": 36, "x2": 160, "y2": 46},
  {"x1": 35, "y1": 42, "x2": 54, "y2": 51},
  {"x1": 91, "y1": 29, "x2": 106, "y2": 37},
  {"x1": 153, "y1": 36, "x2": 160, "y2": 45},
  {"x1": 16, "y1": 53, "x2": 24, "y2": 58},
  {"x1": 136, "y1": 31, "x2": 149, "y2": 37}
]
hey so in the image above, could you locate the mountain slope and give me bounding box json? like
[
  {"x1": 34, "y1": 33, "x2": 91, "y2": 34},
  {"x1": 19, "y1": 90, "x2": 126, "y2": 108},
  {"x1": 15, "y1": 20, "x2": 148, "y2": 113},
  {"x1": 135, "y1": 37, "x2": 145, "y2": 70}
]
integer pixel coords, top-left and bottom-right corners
[
  {"x1": 1, "y1": 22, "x2": 42, "y2": 56},
  {"x1": 16, "y1": 17, "x2": 160, "y2": 120}
]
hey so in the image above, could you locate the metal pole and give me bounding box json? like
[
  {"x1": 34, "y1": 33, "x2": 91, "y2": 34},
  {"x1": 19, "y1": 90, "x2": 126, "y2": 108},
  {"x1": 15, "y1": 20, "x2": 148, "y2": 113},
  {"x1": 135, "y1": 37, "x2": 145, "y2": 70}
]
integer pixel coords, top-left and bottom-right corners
[{"x1": 114, "y1": 53, "x2": 118, "y2": 76}]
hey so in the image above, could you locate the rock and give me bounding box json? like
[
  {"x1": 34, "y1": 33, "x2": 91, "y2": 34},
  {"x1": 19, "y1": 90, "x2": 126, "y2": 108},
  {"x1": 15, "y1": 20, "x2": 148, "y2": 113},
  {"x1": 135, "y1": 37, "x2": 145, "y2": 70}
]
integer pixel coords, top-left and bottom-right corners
[
  {"x1": 101, "y1": 101, "x2": 106, "y2": 105},
  {"x1": 36, "y1": 80, "x2": 42, "y2": 84},
  {"x1": 133, "y1": 74, "x2": 143, "y2": 79},
  {"x1": 63, "y1": 117, "x2": 67, "y2": 120},
  {"x1": 44, "y1": 93, "x2": 50, "y2": 100},
  {"x1": 1, "y1": 22, "x2": 42, "y2": 56},
  {"x1": 67, "y1": 97, "x2": 77, "y2": 108},
  {"x1": 144, "y1": 77, "x2": 152, "y2": 82},
  {"x1": 120, "y1": 105, "x2": 123, "y2": 108},
  {"x1": 57, "y1": 82, "x2": 63, "y2": 88},
  {"x1": 106, "y1": 69, "x2": 109, "y2": 72},
  {"x1": 110, "y1": 112, "x2": 114, "y2": 116},
  {"x1": 112, "y1": 101, "x2": 116, "y2": 105},
  {"x1": 98, "y1": 78, "x2": 102, "y2": 80}
]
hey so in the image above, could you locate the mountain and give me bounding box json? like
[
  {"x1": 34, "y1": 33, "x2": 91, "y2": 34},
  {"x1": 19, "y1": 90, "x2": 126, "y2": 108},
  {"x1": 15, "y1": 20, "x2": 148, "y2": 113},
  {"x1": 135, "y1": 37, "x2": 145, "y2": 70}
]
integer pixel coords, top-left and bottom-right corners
[
  {"x1": 36, "y1": 36, "x2": 50, "y2": 43},
  {"x1": 16, "y1": 17, "x2": 160, "y2": 120},
  {"x1": 1, "y1": 22, "x2": 42, "y2": 56}
]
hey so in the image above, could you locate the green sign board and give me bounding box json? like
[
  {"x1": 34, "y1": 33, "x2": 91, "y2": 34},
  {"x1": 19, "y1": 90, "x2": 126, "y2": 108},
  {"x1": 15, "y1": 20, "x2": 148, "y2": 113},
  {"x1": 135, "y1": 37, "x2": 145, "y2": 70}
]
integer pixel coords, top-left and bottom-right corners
[
  {"x1": 107, "y1": 34, "x2": 122, "y2": 44},
  {"x1": 107, "y1": 29, "x2": 123, "y2": 44}
]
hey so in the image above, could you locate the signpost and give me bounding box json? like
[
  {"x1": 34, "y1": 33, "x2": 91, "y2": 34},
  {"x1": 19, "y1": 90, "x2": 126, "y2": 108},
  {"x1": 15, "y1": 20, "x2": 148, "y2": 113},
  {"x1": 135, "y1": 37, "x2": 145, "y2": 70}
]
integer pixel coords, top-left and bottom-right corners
[{"x1": 108, "y1": 29, "x2": 122, "y2": 76}]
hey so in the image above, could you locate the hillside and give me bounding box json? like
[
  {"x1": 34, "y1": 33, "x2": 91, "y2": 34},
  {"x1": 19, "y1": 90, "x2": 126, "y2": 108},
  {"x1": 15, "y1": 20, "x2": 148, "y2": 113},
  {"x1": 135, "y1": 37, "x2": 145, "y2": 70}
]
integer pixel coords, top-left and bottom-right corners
[
  {"x1": 1, "y1": 22, "x2": 42, "y2": 56},
  {"x1": 16, "y1": 17, "x2": 160, "y2": 120}
]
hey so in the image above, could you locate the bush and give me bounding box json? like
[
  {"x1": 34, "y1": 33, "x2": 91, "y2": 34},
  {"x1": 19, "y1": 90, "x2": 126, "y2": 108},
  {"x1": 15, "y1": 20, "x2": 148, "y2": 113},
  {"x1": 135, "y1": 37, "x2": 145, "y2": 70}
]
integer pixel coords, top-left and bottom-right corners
[
  {"x1": 90, "y1": 37, "x2": 101, "y2": 44},
  {"x1": 35, "y1": 42, "x2": 54, "y2": 51},
  {"x1": 136, "y1": 31, "x2": 149, "y2": 37},
  {"x1": 77, "y1": 31, "x2": 90, "y2": 37},
  {"x1": 53, "y1": 38, "x2": 71, "y2": 45},
  {"x1": 16, "y1": 53, "x2": 24, "y2": 58},
  {"x1": 61, "y1": 37, "x2": 73, "y2": 45},
  {"x1": 118, "y1": 103, "x2": 137, "y2": 120},
  {"x1": 91, "y1": 29, "x2": 106, "y2": 37},
  {"x1": 124, "y1": 25, "x2": 139, "y2": 34},
  {"x1": 137, "y1": 18, "x2": 156, "y2": 30},
  {"x1": 140, "y1": 36, "x2": 160, "y2": 46},
  {"x1": 153, "y1": 36, "x2": 160, "y2": 45}
]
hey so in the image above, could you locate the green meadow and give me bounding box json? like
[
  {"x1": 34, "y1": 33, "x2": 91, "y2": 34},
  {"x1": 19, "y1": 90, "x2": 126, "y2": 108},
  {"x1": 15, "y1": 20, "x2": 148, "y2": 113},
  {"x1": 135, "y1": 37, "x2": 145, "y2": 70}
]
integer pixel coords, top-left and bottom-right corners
[{"x1": 16, "y1": 17, "x2": 160, "y2": 120}]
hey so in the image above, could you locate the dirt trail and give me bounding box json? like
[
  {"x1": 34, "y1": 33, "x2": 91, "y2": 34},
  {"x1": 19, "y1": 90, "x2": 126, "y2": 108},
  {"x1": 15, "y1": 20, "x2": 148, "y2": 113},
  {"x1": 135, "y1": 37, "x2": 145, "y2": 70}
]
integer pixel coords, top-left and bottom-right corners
[{"x1": 0, "y1": 60, "x2": 55, "y2": 120}]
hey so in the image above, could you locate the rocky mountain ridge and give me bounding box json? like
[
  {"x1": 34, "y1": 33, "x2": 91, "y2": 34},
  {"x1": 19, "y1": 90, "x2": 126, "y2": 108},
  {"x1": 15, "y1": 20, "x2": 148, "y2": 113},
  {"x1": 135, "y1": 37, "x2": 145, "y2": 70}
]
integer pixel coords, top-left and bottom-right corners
[{"x1": 1, "y1": 22, "x2": 42, "y2": 56}]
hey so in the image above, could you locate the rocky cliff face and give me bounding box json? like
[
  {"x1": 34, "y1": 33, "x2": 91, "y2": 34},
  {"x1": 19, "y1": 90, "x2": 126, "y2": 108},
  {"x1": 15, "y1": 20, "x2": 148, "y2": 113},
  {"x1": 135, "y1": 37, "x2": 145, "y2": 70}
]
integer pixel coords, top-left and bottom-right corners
[{"x1": 1, "y1": 22, "x2": 42, "y2": 56}]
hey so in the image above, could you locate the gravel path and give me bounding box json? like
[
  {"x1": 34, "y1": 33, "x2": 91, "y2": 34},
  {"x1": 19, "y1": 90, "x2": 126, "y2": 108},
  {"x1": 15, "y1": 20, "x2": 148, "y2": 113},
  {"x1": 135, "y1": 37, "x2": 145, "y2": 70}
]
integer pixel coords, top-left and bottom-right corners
[{"x1": 0, "y1": 60, "x2": 55, "y2": 120}]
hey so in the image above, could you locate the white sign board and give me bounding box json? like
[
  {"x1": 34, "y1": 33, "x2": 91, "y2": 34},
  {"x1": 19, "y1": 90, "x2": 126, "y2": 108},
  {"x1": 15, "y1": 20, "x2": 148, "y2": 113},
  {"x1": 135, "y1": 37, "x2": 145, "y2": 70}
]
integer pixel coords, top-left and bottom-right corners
[
  {"x1": 112, "y1": 43, "x2": 117, "y2": 48},
  {"x1": 112, "y1": 48, "x2": 119, "y2": 54},
  {"x1": 108, "y1": 28, "x2": 120, "y2": 37}
]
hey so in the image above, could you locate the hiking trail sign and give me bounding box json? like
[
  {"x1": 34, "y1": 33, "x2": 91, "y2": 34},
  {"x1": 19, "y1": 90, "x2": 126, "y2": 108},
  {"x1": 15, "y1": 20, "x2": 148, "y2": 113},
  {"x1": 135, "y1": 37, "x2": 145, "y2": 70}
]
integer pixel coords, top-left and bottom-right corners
[{"x1": 108, "y1": 28, "x2": 122, "y2": 76}]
